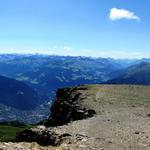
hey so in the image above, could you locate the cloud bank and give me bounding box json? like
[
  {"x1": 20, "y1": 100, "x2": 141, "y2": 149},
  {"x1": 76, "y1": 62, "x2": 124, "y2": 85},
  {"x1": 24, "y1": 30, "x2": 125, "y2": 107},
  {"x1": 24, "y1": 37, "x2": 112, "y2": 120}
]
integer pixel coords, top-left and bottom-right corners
[{"x1": 109, "y1": 8, "x2": 140, "y2": 21}]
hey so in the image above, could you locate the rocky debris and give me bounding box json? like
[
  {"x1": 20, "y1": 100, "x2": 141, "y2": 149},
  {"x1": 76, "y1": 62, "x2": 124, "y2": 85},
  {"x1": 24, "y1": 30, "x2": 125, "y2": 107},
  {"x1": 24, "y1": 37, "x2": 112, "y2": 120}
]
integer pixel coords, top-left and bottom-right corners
[
  {"x1": 47, "y1": 87, "x2": 96, "y2": 126},
  {"x1": 16, "y1": 128, "x2": 71, "y2": 146},
  {"x1": 0, "y1": 142, "x2": 63, "y2": 150}
]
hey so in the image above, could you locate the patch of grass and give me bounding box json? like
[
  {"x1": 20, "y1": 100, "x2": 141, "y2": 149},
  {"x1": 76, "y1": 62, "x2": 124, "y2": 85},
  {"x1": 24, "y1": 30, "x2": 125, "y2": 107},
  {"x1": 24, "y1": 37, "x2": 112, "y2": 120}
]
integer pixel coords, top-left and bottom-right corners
[{"x1": 0, "y1": 124, "x2": 32, "y2": 142}]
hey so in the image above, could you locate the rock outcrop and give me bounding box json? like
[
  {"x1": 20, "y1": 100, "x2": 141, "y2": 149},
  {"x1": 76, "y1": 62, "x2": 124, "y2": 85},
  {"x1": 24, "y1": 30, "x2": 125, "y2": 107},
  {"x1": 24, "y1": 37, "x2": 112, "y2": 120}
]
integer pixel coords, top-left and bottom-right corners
[{"x1": 47, "y1": 86, "x2": 96, "y2": 126}]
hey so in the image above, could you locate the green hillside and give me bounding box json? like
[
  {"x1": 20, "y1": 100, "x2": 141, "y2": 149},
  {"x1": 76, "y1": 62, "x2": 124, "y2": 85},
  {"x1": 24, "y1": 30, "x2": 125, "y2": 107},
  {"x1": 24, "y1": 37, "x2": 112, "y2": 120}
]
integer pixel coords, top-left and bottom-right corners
[{"x1": 0, "y1": 123, "x2": 32, "y2": 142}]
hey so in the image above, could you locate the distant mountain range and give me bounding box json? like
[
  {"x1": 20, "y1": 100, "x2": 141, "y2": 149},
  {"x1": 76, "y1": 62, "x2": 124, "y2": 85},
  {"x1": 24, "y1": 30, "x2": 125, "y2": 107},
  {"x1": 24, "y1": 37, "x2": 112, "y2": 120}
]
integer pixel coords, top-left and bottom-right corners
[{"x1": 0, "y1": 55, "x2": 134, "y2": 100}]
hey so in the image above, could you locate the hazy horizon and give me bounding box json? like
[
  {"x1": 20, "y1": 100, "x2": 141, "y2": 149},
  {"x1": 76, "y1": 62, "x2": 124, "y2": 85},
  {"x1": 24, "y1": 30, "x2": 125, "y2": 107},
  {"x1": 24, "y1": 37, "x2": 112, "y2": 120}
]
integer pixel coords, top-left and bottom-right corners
[
  {"x1": 0, "y1": 51, "x2": 149, "y2": 60},
  {"x1": 0, "y1": 48, "x2": 150, "y2": 59}
]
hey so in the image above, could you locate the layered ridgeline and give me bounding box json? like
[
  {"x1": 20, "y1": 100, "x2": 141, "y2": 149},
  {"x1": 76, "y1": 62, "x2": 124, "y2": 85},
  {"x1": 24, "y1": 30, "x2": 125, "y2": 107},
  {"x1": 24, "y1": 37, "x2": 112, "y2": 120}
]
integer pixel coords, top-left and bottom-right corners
[
  {"x1": 0, "y1": 75, "x2": 40, "y2": 110},
  {"x1": 106, "y1": 62, "x2": 150, "y2": 85}
]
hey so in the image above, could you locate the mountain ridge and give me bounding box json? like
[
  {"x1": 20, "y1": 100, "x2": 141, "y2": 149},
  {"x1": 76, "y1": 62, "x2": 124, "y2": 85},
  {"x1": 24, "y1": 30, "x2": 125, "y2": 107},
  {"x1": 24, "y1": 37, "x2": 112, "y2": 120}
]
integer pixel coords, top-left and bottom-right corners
[
  {"x1": 0, "y1": 75, "x2": 40, "y2": 110},
  {"x1": 105, "y1": 62, "x2": 150, "y2": 85}
]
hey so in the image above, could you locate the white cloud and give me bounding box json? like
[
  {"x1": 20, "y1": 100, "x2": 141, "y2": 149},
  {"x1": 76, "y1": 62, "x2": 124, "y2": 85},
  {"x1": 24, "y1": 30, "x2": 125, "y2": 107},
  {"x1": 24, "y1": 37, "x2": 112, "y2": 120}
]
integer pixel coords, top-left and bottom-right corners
[{"x1": 109, "y1": 8, "x2": 140, "y2": 21}]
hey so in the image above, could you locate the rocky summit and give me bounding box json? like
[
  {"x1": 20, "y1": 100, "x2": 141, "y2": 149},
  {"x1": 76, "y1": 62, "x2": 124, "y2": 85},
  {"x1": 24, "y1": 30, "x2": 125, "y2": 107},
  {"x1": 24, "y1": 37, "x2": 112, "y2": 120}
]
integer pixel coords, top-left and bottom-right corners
[{"x1": 1, "y1": 84, "x2": 150, "y2": 150}]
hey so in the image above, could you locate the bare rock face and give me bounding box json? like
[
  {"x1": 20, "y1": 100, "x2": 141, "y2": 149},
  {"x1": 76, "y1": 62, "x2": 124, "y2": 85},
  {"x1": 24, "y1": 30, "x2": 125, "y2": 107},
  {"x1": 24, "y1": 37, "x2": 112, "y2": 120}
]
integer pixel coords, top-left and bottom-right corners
[{"x1": 47, "y1": 87, "x2": 96, "y2": 126}]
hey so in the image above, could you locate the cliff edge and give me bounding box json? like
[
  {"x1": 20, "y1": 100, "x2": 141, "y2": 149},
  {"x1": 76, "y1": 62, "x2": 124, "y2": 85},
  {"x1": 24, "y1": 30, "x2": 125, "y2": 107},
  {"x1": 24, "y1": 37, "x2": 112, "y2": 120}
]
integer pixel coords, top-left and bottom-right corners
[{"x1": 47, "y1": 86, "x2": 96, "y2": 126}]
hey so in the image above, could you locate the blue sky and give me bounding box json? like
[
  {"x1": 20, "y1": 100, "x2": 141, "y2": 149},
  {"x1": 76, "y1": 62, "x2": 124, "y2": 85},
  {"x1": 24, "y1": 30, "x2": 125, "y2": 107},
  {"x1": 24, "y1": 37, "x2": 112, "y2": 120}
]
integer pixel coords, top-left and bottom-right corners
[{"x1": 0, "y1": 0, "x2": 149, "y2": 58}]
